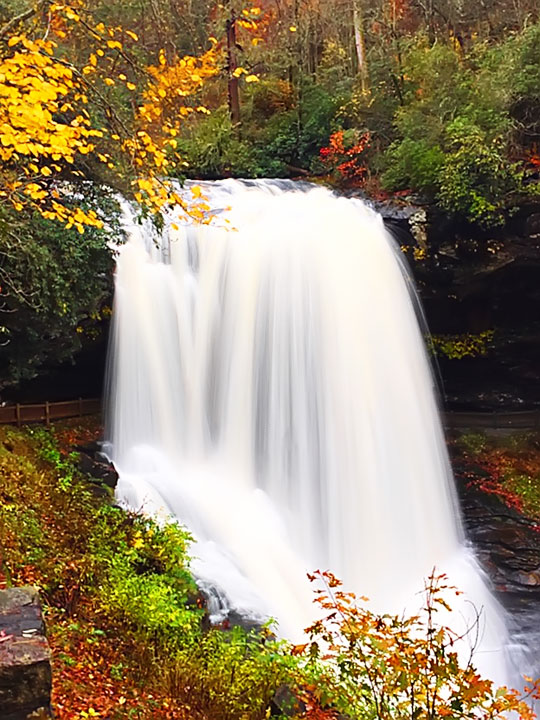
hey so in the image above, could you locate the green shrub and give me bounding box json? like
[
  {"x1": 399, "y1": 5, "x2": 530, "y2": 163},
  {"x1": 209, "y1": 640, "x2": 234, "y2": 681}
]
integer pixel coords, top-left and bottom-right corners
[
  {"x1": 430, "y1": 329, "x2": 495, "y2": 359},
  {"x1": 0, "y1": 188, "x2": 120, "y2": 388},
  {"x1": 95, "y1": 512, "x2": 202, "y2": 650},
  {"x1": 382, "y1": 137, "x2": 445, "y2": 195},
  {"x1": 178, "y1": 109, "x2": 260, "y2": 178},
  {"x1": 439, "y1": 119, "x2": 521, "y2": 226},
  {"x1": 170, "y1": 626, "x2": 294, "y2": 720},
  {"x1": 379, "y1": 37, "x2": 527, "y2": 225}
]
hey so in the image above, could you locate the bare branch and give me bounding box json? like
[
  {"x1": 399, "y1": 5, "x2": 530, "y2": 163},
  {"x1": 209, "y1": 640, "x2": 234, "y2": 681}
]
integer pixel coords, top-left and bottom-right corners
[{"x1": 0, "y1": 0, "x2": 48, "y2": 41}]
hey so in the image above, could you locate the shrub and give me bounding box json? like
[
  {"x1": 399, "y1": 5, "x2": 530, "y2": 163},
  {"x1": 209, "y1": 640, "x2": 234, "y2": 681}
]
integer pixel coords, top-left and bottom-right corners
[
  {"x1": 319, "y1": 129, "x2": 371, "y2": 184},
  {"x1": 294, "y1": 570, "x2": 540, "y2": 720},
  {"x1": 0, "y1": 188, "x2": 120, "y2": 388},
  {"x1": 170, "y1": 626, "x2": 293, "y2": 720},
  {"x1": 382, "y1": 137, "x2": 445, "y2": 195},
  {"x1": 178, "y1": 109, "x2": 260, "y2": 179},
  {"x1": 439, "y1": 119, "x2": 521, "y2": 226},
  {"x1": 379, "y1": 37, "x2": 525, "y2": 225}
]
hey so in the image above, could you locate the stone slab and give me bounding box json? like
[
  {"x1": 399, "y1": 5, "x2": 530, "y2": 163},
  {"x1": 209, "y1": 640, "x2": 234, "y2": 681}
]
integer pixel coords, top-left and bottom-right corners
[{"x1": 0, "y1": 589, "x2": 52, "y2": 719}]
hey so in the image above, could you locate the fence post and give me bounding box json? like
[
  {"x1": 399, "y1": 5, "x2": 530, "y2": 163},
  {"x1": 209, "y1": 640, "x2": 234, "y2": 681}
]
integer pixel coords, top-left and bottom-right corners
[{"x1": 15, "y1": 404, "x2": 21, "y2": 428}]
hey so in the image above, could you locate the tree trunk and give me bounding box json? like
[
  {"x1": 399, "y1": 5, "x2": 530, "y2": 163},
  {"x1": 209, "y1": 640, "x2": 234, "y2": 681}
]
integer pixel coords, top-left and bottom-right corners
[
  {"x1": 226, "y1": 9, "x2": 241, "y2": 125},
  {"x1": 353, "y1": 0, "x2": 369, "y2": 94}
]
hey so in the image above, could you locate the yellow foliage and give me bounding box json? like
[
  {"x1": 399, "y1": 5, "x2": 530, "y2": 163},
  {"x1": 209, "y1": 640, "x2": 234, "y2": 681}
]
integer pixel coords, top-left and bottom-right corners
[
  {"x1": 140, "y1": 49, "x2": 217, "y2": 126},
  {"x1": 0, "y1": 33, "x2": 104, "y2": 228},
  {"x1": 0, "y1": 1, "x2": 218, "y2": 229}
]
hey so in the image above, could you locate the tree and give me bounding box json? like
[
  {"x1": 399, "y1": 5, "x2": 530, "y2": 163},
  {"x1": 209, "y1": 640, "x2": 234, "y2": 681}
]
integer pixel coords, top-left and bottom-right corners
[
  {"x1": 0, "y1": 0, "x2": 219, "y2": 229},
  {"x1": 0, "y1": 0, "x2": 218, "y2": 385}
]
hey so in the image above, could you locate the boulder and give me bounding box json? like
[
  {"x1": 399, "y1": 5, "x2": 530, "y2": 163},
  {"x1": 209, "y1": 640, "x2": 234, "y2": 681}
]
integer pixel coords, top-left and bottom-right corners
[
  {"x1": 0, "y1": 588, "x2": 52, "y2": 720},
  {"x1": 76, "y1": 443, "x2": 119, "y2": 492}
]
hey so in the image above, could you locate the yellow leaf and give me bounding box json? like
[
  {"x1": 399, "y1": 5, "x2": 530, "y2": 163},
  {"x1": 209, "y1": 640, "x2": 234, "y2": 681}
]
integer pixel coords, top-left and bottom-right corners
[
  {"x1": 104, "y1": 78, "x2": 115, "y2": 86},
  {"x1": 289, "y1": 25, "x2": 297, "y2": 32},
  {"x1": 127, "y1": 82, "x2": 136, "y2": 90},
  {"x1": 245, "y1": 74, "x2": 259, "y2": 83}
]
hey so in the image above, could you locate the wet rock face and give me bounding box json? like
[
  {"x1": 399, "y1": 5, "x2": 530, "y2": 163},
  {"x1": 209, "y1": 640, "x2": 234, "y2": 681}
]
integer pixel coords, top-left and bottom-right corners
[
  {"x1": 460, "y1": 488, "x2": 540, "y2": 594},
  {"x1": 524, "y1": 213, "x2": 540, "y2": 239},
  {"x1": 0, "y1": 588, "x2": 52, "y2": 720},
  {"x1": 459, "y1": 483, "x2": 540, "y2": 677},
  {"x1": 375, "y1": 199, "x2": 540, "y2": 411}
]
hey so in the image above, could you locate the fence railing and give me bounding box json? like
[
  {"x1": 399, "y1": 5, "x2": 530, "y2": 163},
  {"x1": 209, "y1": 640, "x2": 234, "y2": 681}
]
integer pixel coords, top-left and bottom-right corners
[
  {"x1": 0, "y1": 398, "x2": 101, "y2": 427},
  {"x1": 445, "y1": 410, "x2": 540, "y2": 430},
  {"x1": 0, "y1": 398, "x2": 538, "y2": 431}
]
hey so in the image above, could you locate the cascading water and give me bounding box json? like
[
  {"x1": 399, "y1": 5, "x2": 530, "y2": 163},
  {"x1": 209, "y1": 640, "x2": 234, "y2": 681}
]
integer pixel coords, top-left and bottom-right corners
[{"x1": 106, "y1": 179, "x2": 514, "y2": 685}]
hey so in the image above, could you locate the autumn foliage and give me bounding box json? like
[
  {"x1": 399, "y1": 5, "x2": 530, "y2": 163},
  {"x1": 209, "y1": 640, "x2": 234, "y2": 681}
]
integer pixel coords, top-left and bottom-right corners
[
  {"x1": 0, "y1": 1, "x2": 219, "y2": 230},
  {"x1": 295, "y1": 569, "x2": 540, "y2": 720},
  {"x1": 1, "y1": 421, "x2": 540, "y2": 719},
  {"x1": 0, "y1": 32, "x2": 106, "y2": 231},
  {"x1": 320, "y1": 130, "x2": 371, "y2": 185},
  {"x1": 452, "y1": 432, "x2": 540, "y2": 524}
]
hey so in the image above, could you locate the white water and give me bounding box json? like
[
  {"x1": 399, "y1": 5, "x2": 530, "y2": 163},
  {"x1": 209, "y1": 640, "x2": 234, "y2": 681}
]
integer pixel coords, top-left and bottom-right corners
[{"x1": 106, "y1": 179, "x2": 512, "y2": 684}]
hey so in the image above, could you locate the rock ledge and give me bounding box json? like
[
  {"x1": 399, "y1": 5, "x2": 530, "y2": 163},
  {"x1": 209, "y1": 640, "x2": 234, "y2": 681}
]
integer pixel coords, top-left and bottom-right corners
[{"x1": 0, "y1": 587, "x2": 52, "y2": 720}]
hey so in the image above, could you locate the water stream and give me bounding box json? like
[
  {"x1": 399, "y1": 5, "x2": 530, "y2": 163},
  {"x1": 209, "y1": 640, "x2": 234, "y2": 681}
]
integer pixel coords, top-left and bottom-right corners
[{"x1": 106, "y1": 180, "x2": 514, "y2": 685}]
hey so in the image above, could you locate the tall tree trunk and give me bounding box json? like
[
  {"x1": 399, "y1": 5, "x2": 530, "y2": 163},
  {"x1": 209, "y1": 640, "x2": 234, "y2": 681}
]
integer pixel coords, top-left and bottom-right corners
[
  {"x1": 426, "y1": 0, "x2": 436, "y2": 42},
  {"x1": 226, "y1": 8, "x2": 240, "y2": 125},
  {"x1": 353, "y1": 0, "x2": 369, "y2": 94}
]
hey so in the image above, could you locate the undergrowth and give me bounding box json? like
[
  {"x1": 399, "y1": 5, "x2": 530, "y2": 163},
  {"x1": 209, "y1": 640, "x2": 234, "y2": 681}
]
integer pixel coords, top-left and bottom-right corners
[
  {"x1": 0, "y1": 420, "x2": 293, "y2": 720},
  {"x1": 1, "y1": 420, "x2": 538, "y2": 720},
  {"x1": 452, "y1": 430, "x2": 540, "y2": 521}
]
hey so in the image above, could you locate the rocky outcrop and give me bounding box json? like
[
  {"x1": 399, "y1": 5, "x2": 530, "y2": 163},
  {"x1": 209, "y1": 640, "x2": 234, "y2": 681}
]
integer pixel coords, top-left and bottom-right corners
[
  {"x1": 457, "y1": 479, "x2": 540, "y2": 677},
  {"x1": 460, "y1": 489, "x2": 540, "y2": 593},
  {"x1": 76, "y1": 441, "x2": 119, "y2": 497},
  {"x1": 0, "y1": 588, "x2": 52, "y2": 720},
  {"x1": 368, "y1": 196, "x2": 540, "y2": 410}
]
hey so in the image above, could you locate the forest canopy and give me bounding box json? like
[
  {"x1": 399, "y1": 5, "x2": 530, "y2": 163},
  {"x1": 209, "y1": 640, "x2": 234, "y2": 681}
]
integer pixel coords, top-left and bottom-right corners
[{"x1": 0, "y1": 0, "x2": 539, "y2": 385}]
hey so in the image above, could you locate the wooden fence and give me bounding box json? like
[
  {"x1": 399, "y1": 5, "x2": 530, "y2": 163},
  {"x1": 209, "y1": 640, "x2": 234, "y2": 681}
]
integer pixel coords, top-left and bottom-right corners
[
  {"x1": 0, "y1": 398, "x2": 538, "y2": 431},
  {"x1": 0, "y1": 398, "x2": 101, "y2": 427}
]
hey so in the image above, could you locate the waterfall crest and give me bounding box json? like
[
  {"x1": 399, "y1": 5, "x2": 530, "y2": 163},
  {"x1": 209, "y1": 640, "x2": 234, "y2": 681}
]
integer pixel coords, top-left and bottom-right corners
[{"x1": 107, "y1": 180, "x2": 510, "y2": 683}]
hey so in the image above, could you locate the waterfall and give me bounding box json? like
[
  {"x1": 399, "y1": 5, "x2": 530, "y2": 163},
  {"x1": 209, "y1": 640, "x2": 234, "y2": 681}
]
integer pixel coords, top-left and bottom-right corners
[{"x1": 106, "y1": 179, "x2": 512, "y2": 684}]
